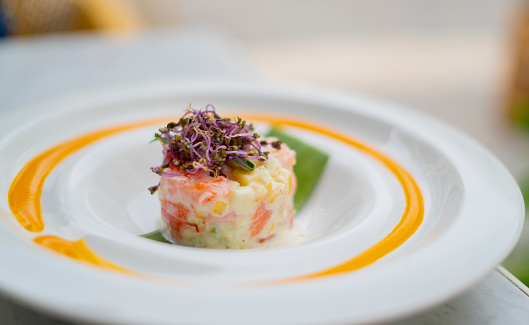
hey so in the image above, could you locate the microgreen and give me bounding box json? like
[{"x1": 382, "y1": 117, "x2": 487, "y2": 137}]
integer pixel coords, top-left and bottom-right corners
[{"x1": 149, "y1": 105, "x2": 266, "y2": 190}]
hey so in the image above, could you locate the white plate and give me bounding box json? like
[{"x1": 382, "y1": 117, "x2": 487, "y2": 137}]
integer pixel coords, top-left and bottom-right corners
[{"x1": 0, "y1": 82, "x2": 524, "y2": 325}]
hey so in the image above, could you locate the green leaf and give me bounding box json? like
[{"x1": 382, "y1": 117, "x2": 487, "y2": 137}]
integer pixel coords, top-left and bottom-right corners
[
  {"x1": 232, "y1": 158, "x2": 255, "y2": 171},
  {"x1": 140, "y1": 230, "x2": 171, "y2": 243},
  {"x1": 266, "y1": 127, "x2": 329, "y2": 212}
]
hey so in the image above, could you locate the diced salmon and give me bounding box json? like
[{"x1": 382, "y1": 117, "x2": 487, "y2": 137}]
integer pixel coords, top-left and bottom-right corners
[
  {"x1": 188, "y1": 177, "x2": 230, "y2": 204},
  {"x1": 289, "y1": 205, "x2": 295, "y2": 227},
  {"x1": 250, "y1": 202, "x2": 272, "y2": 238},
  {"x1": 258, "y1": 234, "x2": 276, "y2": 244},
  {"x1": 265, "y1": 140, "x2": 296, "y2": 170},
  {"x1": 162, "y1": 169, "x2": 231, "y2": 204},
  {"x1": 160, "y1": 200, "x2": 193, "y2": 238}
]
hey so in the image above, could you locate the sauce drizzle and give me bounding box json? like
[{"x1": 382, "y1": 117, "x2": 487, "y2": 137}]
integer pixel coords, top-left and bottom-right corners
[
  {"x1": 33, "y1": 235, "x2": 130, "y2": 273},
  {"x1": 8, "y1": 115, "x2": 423, "y2": 281},
  {"x1": 8, "y1": 121, "x2": 162, "y2": 232},
  {"x1": 246, "y1": 115, "x2": 424, "y2": 281}
]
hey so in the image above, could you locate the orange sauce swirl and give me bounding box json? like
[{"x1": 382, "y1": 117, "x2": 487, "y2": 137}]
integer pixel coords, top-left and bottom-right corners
[
  {"x1": 8, "y1": 115, "x2": 423, "y2": 281},
  {"x1": 33, "y1": 235, "x2": 130, "y2": 273},
  {"x1": 8, "y1": 121, "x2": 163, "y2": 232},
  {"x1": 246, "y1": 115, "x2": 424, "y2": 281}
]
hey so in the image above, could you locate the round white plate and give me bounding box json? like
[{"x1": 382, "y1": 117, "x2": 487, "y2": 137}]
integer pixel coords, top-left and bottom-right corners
[{"x1": 0, "y1": 82, "x2": 524, "y2": 325}]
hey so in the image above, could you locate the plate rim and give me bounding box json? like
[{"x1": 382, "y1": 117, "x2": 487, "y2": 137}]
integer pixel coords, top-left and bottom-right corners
[{"x1": 0, "y1": 80, "x2": 524, "y2": 325}]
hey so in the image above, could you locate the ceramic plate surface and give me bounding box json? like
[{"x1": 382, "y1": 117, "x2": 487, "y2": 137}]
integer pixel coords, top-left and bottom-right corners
[{"x1": 0, "y1": 82, "x2": 524, "y2": 325}]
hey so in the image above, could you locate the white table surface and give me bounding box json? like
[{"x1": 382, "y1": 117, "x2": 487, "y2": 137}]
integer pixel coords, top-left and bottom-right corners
[{"x1": 1, "y1": 27, "x2": 528, "y2": 325}]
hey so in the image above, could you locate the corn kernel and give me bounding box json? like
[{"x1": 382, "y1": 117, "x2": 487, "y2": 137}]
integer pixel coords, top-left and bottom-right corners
[{"x1": 212, "y1": 201, "x2": 227, "y2": 215}]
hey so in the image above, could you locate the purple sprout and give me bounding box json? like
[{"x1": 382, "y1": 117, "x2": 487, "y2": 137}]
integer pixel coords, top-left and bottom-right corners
[{"x1": 150, "y1": 105, "x2": 267, "y2": 182}]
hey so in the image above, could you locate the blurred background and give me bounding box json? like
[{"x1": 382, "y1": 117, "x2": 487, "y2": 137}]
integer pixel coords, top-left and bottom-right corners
[{"x1": 1, "y1": 0, "x2": 529, "y2": 284}]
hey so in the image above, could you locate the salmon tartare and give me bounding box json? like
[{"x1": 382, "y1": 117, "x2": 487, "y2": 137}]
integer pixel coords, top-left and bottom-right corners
[{"x1": 149, "y1": 106, "x2": 296, "y2": 248}]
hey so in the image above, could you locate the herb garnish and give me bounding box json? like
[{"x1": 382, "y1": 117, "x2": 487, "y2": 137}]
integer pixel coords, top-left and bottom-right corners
[{"x1": 149, "y1": 105, "x2": 267, "y2": 191}]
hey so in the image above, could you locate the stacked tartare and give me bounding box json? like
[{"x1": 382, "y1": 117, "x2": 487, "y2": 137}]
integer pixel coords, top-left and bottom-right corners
[{"x1": 150, "y1": 106, "x2": 296, "y2": 248}]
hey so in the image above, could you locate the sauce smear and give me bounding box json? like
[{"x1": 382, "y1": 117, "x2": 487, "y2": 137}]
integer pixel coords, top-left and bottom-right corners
[{"x1": 8, "y1": 115, "x2": 423, "y2": 282}]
